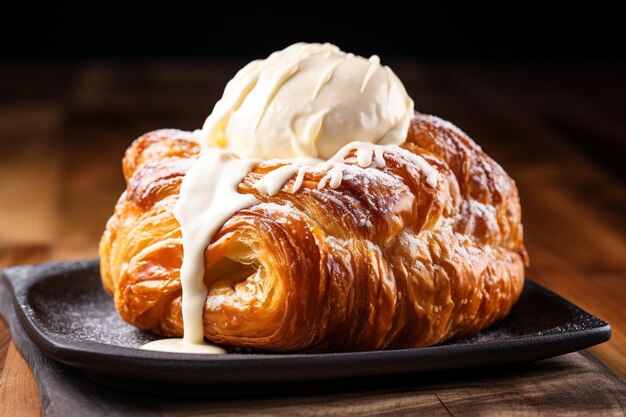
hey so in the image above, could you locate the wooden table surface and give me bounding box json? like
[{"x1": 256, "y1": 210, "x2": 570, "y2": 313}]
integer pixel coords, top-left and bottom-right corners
[{"x1": 0, "y1": 60, "x2": 624, "y2": 416}]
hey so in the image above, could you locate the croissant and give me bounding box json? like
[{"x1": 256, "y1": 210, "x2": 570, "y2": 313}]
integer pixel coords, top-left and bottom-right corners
[{"x1": 99, "y1": 113, "x2": 528, "y2": 352}]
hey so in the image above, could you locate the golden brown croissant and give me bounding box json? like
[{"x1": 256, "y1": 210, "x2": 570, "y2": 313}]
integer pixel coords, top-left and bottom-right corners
[{"x1": 99, "y1": 113, "x2": 528, "y2": 352}]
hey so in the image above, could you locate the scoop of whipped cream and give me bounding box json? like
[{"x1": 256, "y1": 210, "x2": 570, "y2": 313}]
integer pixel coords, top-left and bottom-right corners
[{"x1": 200, "y1": 42, "x2": 414, "y2": 160}]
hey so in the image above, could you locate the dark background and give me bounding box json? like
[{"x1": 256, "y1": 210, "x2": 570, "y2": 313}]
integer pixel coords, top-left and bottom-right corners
[
  {"x1": 2, "y1": 1, "x2": 624, "y2": 179},
  {"x1": 3, "y1": 1, "x2": 625, "y2": 61}
]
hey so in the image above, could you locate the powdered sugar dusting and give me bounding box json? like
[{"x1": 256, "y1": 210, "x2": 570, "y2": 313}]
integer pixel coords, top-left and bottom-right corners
[{"x1": 253, "y1": 141, "x2": 439, "y2": 198}]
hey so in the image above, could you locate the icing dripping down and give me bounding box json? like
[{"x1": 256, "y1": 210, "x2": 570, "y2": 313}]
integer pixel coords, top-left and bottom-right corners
[
  {"x1": 141, "y1": 150, "x2": 259, "y2": 354},
  {"x1": 254, "y1": 142, "x2": 439, "y2": 197},
  {"x1": 253, "y1": 158, "x2": 321, "y2": 196},
  {"x1": 142, "y1": 142, "x2": 439, "y2": 355}
]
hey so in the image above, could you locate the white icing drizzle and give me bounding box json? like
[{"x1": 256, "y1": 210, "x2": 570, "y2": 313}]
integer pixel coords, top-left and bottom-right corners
[
  {"x1": 254, "y1": 141, "x2": 439, "y2": 197},
  {"x1": 141, "y1": 142, "x2": 438, "y2": 355},
  {"x1": 317, "y1": 164, "x2": 342, "y2": 189},
  {"x1": 141, "y1": 150, "x2": 259, "y2": 354},
  {"x1": 252, "y1": 165, "x2": 297, "y2": 196},
  {"x1": 253, "y1": 158, "x2": 321, "y2": 196},
  {"x1": 315, "y1": 143, "x2": 388, "y2": 190},
  {"x1": 293, "y1": 165, "x2": 308, "y2": 192}
]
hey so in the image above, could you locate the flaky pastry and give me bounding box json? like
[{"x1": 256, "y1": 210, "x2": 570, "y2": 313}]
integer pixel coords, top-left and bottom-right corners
[{"x1": 99, "y1": 113, "x2": 528, "y2": 352}]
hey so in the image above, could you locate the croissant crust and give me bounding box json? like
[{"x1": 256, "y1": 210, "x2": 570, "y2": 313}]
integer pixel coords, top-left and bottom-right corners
[{"x1": 99, "y1": 113, "x2": 527, "y2": 352}]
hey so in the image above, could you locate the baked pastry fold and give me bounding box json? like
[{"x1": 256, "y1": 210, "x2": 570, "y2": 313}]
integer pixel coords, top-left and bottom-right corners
[{"x1": 99, "y1": 113, "x2": 528, "y2": 352}]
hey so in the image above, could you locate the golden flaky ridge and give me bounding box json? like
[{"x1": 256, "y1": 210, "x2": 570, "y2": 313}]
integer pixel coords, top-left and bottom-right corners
[{"x1": 99, "y1": 113, "x2": 528, "y2": 352}]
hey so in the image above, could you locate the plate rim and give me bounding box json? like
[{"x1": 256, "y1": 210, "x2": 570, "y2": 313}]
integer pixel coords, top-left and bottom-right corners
[{"x1": 2, "y1": 260, "x2": 612, "y2": 383}]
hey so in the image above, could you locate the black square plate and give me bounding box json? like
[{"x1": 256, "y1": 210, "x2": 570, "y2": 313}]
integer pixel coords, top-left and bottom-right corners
[{"x1": 1, "y1": 260, "x2": 610, "y2": 392}]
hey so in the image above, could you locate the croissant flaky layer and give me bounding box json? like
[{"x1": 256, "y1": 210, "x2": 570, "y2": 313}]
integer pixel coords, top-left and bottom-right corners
[{"x1": 99, "y1": 113, "x2": 528, "y2": 352}]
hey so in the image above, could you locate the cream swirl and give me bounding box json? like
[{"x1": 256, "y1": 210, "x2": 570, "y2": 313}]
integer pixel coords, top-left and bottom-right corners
[{"x1": 200, "y1": 43, "x2": 414, "y2": 160}]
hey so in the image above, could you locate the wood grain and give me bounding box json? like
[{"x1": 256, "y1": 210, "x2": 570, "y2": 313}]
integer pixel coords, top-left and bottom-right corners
[
  {"x1": 0, "y1": 61, "x2": 624, "y2": 415},
  {"x1": 0, "y1": 342, "x2": 40, "y2": 417},
  {"x1": 0, "y1": 247, "x2": 50, "y2": 416},
  {"x1": 0, "y1": 320, "x2": 10, "y2": 376}
]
